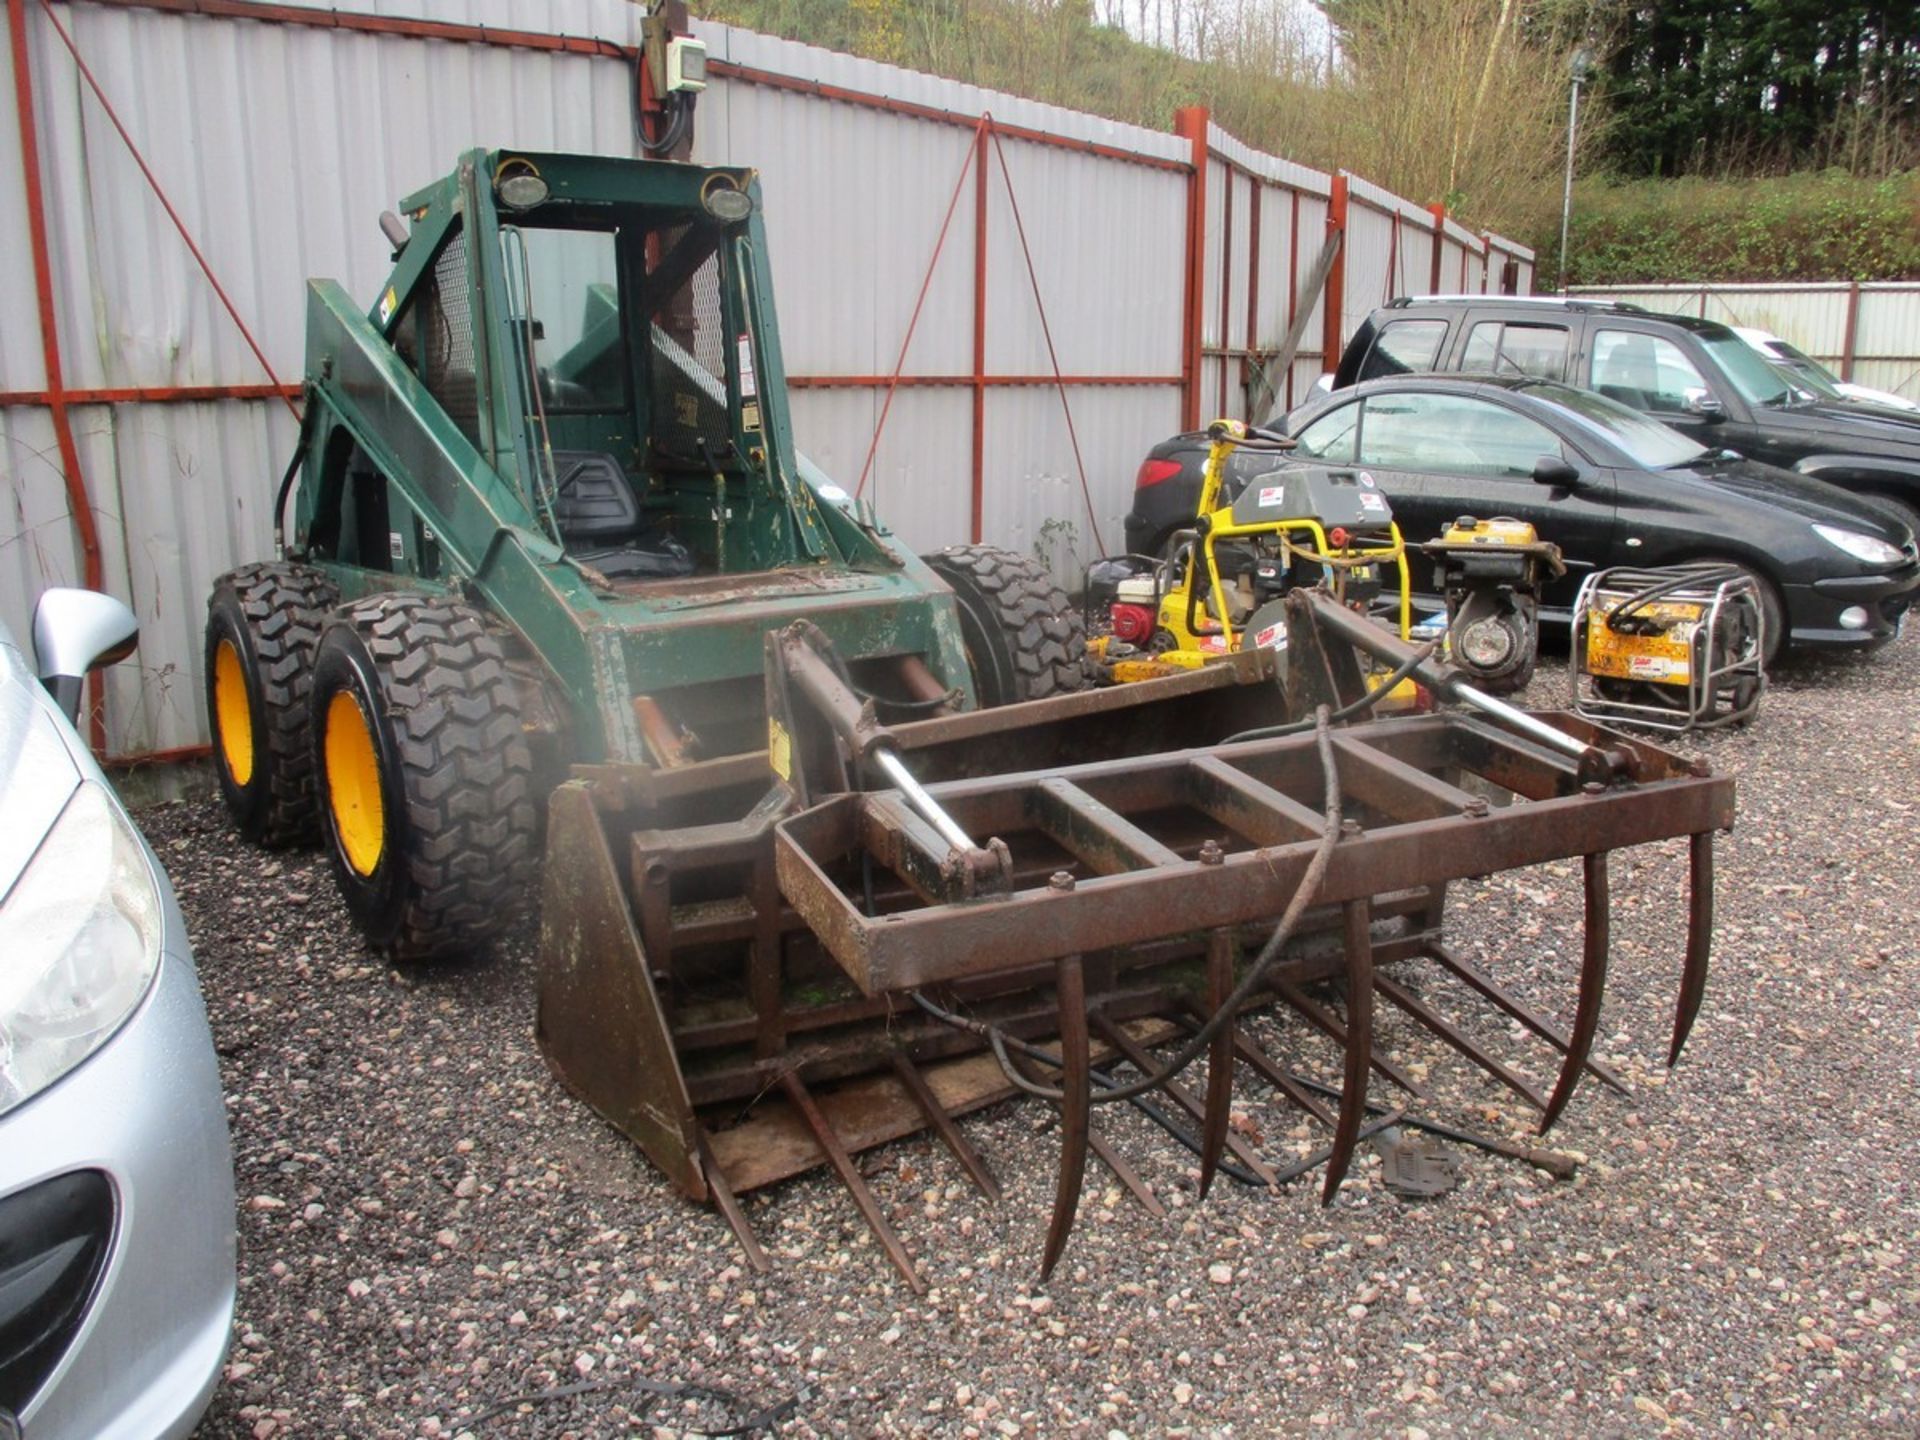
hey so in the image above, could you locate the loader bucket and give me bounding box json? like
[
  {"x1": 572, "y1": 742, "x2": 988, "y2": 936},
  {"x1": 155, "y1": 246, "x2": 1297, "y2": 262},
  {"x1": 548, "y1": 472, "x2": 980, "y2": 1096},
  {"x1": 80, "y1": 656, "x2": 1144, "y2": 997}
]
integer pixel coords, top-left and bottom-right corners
[{"x1": 537, "y1": 631, "x2": 1734, "y2": 1286}]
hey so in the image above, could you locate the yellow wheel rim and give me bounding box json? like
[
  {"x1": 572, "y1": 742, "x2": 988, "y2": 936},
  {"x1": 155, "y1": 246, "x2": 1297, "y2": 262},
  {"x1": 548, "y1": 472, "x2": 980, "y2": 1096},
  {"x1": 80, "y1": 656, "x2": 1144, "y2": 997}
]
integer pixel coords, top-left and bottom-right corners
[
  {"x1": 324, "y1": 689, "x2": 386, "y2": 877},
  {"x1": 213, "y1": 639, "x2": 255, "y2": 787}
]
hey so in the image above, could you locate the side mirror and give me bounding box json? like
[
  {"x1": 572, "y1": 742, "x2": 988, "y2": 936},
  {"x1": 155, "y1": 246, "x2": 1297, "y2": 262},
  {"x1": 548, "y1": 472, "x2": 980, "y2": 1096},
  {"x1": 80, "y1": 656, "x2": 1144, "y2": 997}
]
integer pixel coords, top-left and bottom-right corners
[
  {"x1": 1532, "y1": 454, "x2": 1580, "y2": 487},
  {"x1": 31, "y1": 587, "x2": 139, "y2": 724},
  {"x1": 1682, "y1": 388, "x2": 1726, "y2": 421}
]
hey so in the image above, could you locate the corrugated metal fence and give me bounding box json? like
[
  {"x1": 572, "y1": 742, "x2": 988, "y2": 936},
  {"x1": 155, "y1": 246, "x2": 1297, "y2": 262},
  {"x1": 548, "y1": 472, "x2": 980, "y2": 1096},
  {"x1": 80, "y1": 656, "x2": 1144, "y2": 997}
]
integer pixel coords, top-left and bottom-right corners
[
  {"x1": 1, "y1": 0, "x2": 1534, "y2": 758},
  {"x1": 1569, "y1": 282, "x2": 1920, "y2": 405}
]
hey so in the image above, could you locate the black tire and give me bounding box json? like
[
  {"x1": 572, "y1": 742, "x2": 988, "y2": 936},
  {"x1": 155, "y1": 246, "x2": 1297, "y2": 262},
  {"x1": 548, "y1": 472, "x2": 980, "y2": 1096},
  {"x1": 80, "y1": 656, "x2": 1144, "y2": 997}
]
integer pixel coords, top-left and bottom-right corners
[
  {"x1": 1696, "y1": 558, "x2": 1786, "y2": 668},
  {"x1": 308, "y1": 593, "x2": 538, "y2": 961},
  {"x1": 925, "y1": 545, "x2": 1089, "y2": 706},
  {"x1": 204, "y1": 562, "x2": 339, "y2": 845}
]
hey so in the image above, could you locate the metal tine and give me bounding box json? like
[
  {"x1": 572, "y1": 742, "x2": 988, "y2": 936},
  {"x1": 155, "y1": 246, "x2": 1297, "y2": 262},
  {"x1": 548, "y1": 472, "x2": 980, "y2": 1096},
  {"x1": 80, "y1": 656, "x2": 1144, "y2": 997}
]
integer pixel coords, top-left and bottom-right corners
[
  {"x1": 1041, "y1": 954, "x2": 1091, "y2": 1282},
  {"x1": 1425, "y1": 943, "x2": 1631, "y2": 1098},
  {"x1": 1373, "y1": 972, "x2": 1549, "y2": 1112},
  {"x1": 777, "y1": 1071, "x2": 926, "y2": 1293},
  {"x1": 1540, "y1": 852, "x2": 1610, "y2": 1134},
  {"x1": 1010, "y1": 1048, "x2": 1172, "y2": 1217},
  {"x1": 1322, "y1": 899, "x2": 1375, "y2": 1205},
  {"x1": 1273, "y1": 977, "x2": 1431, "y2": 1099},
  {"x1": 697, "y1": 1135, "x2": 769, "y2": 1273},
  {"x1": 889, "y1": 1051, "x2": 1003, "y2": 1204},
  {"x1": 1087, "y1": 1126, "x2": 1166, "y2": 1218},
  {"x1": 1670, "y1": 830, "x2": 1714, "y2": 1067},
  {"x1": 1092, "y1": 1014, "x2": 1279, "y2": 1190},
  {"x1": 1198, "y1": 929, "x2": 1236, "y2": 1198}
]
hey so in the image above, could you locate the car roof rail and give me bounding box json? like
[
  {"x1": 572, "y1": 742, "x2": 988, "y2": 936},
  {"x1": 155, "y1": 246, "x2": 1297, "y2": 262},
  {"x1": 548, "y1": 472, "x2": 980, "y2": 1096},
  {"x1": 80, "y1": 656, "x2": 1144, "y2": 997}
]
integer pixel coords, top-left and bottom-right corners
[{"x1": 1385, "y1": 294, "x2": 1646, "y2": 314}]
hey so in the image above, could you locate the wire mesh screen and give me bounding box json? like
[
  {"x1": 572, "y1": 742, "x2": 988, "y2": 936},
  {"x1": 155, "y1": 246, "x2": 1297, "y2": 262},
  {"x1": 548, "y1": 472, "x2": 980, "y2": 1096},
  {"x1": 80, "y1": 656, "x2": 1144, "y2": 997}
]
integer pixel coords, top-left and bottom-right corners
[
  {"x1": 649, "y1": 239, "x2": 732, "y2": 457},
  {"x1": 422, "y1": 235, "x2": 483, "y2": 446}
]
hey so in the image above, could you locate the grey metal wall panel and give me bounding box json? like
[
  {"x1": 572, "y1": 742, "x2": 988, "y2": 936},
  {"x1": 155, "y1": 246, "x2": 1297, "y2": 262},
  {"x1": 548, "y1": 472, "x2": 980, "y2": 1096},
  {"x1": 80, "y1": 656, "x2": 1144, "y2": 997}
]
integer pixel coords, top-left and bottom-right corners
[
  {"x1": 1201, "y1": 156, "x2": 1227, "y2": 351},
  {"x1": 37, "y1": 2, "x2": 645, "y2": 395},
  {"x1": 1856, "y1": 286, "x2": 1920, "y2": 385},
  {"x1": 1342, "y1": 195, "x2": 1396, "y2": 336},
  {"x1": 980, "y1": 386, "x2": 1182, "y2": 583},
  {"x1": 1224, "y1": 167, "x2": 1253, "y2": 359},
  {"x1": 0, "y1": 407, "x2": 80, "y2": 641},
  {"x1": 1397, "y1": 223, "x2": 1436, "y2": 301},
  {"x1": 788, "y1": 388, "x2": 972, "y2": 554},
  {"x1": 982, "y1": 134, "x2": 1186, "y2": 377},
  {"x1": 706, "y1": 22, "x2": 1188, "y2": 168}
]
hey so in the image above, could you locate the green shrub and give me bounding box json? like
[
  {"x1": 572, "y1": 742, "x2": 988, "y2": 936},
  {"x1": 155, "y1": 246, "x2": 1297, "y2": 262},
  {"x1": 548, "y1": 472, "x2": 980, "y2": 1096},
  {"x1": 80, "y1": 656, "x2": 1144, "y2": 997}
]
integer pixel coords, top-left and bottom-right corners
[{"x1": 1543, "y1": 171, "x2": 1920, "y2": 285}]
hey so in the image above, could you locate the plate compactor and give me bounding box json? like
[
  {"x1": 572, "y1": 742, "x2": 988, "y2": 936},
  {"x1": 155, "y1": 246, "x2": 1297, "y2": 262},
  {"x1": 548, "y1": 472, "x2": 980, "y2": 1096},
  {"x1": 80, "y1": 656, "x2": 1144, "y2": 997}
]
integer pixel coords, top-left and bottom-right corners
[{"x1": 203, "y1": 149, "x2": 1734, "y2": 1285}]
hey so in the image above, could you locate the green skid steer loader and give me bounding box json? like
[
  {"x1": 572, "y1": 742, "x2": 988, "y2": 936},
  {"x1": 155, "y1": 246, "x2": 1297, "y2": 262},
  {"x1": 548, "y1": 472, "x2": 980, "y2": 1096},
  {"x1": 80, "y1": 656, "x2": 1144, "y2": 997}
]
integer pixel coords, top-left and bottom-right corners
[{"x1": 204, "y1": 148, "x2": 1733, "y2": 1284}]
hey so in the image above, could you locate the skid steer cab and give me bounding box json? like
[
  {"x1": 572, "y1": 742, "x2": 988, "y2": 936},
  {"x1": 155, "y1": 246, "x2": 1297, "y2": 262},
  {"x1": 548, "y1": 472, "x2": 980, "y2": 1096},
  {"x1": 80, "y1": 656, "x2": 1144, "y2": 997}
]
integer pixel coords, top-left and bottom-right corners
[
  {"x1": 203, "y1": 148, "x2": 1084, "y2": 957},
  {"x1": 205, "y1": 151, "x2": 1736, "y2": 1286}
]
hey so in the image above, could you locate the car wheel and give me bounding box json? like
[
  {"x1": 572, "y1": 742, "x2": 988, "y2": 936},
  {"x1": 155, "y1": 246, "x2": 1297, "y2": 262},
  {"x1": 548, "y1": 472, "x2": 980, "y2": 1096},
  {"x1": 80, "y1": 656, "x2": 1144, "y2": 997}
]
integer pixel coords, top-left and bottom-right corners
[
  {"x1": 309, "y1": 593, "x2": 538, "y2": 961},
  {"x1": 203, "y1": 562, "x2": 339, "y2": 845},
  {"x1": 925, "y1": 546, "x2": 1088, "y2": 705},
  {"x1": 1695, "y1": 558, "x2": 1785, "y2": 669}
]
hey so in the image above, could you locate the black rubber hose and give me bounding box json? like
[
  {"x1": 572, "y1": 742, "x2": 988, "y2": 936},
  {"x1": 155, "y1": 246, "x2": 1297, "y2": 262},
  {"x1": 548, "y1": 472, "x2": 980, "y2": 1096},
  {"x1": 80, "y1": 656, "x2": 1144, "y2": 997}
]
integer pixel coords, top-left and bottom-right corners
[
  {"x1": 1218, "y1": 638, "x2": 1438, "y2": 745},
  {"x1": 1605, "y1": 565, "x2": 1743, "y2": 632}
]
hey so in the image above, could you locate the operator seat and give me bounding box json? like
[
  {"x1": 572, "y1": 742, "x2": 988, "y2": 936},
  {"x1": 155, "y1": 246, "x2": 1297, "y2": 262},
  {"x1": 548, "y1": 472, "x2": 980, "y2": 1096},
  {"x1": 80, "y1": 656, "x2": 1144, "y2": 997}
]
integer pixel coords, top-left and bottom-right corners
[{"x1": 549, "y1": 450, "x2": 695, "y2": 579}]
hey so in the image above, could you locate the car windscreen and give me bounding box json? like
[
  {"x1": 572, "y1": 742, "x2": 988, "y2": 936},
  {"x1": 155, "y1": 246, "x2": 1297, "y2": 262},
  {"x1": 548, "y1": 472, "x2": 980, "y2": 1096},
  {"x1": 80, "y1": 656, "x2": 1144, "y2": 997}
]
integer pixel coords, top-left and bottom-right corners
[
  {"x1": 1699, "y1": 331, "x2": 1797, "y2": 406},
  {"x1": 1769, "y1": 341, "x2": 1845, "y2": 397},
  {"x1": 1520, "y1": 382, "x2": 1712, "y2": 469}
]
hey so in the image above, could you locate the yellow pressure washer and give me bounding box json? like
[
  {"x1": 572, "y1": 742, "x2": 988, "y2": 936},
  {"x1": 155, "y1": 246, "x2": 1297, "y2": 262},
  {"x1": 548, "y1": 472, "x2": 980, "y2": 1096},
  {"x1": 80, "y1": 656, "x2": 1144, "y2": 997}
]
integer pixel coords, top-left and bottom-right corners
[{"x1": 1090, "y1": 420, "x2": 1419, "y2": 704}]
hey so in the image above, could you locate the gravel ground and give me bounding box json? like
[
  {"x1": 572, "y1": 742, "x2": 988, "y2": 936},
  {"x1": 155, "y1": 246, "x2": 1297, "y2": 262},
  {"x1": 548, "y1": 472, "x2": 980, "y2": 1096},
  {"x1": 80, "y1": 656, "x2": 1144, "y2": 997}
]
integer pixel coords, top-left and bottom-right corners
[{"x1": 157, "y1": 636, "x2": 1920, "y2": 1439}]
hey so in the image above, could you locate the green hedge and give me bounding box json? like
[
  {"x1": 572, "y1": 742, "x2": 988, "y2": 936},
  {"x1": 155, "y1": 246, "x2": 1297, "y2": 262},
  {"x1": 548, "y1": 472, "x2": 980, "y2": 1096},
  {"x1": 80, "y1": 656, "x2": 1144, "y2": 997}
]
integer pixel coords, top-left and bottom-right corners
[{"x1": 1545, "y1": 171, "x2": 1920, "y2": 285}]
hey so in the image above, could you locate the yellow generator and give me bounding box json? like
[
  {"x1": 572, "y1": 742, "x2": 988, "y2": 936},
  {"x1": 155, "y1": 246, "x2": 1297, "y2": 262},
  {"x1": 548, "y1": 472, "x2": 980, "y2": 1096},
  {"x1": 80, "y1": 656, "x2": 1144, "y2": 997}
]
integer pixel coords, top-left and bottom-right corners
[{"x1": 1571, "y1": 564, "x2": 1765, "y2": 731}]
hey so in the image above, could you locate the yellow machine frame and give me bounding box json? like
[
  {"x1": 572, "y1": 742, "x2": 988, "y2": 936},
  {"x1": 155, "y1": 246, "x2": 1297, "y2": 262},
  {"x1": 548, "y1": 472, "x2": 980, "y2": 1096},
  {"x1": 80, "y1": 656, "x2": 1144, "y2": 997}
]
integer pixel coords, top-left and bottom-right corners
[{"x1": 1164, "y1": 421, "x2": 1413, "y2": 654}]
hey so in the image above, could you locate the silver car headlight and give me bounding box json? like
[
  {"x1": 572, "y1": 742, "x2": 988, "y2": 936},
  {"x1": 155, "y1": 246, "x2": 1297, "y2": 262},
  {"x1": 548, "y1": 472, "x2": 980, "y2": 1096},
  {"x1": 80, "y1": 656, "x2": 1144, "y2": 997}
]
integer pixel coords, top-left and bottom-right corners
[
  {"x1": 1813, "y1": 523, "x2": 1905, "y2": 566},
  {"x1": 0, "y1": 780, "x2": 162, "y2": 1115}
]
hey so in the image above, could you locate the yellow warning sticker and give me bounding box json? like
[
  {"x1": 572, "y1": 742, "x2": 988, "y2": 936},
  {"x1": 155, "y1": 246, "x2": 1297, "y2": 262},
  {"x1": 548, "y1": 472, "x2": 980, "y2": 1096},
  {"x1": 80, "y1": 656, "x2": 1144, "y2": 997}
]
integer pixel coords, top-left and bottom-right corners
[{"x1": 767, "y1": 717, "x2": 792, "y2": 781}]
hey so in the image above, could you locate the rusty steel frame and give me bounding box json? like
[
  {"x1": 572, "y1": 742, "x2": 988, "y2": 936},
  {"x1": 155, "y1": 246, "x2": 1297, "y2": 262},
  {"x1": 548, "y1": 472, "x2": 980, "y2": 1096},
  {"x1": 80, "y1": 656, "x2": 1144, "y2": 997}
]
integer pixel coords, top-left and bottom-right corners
[
  {"x1": 772, "y1": 713, "x2": 1727, "y2": 991},
  {"x1": 539, "y1": 610, "x2": 1733, "y2": 1281}
]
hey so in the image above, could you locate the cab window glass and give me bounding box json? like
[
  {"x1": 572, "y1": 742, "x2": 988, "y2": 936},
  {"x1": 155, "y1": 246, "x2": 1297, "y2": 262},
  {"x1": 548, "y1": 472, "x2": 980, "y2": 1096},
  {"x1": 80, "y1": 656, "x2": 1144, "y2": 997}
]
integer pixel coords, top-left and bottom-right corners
[
  {"x1": 508, "y1": 226, "x2": 626, "y2": 411},
  {"x1": 1589, "y1": 330, "x2": 1709, "y2": 413},
  {"x1": 1358, "y1": 319, "x2": 1448, "y2": 381},
  {"x1": 1292, "y1": 403, "x2": 1360, "y2": 463},
  {"x1": 1462, "y1": 321, "x2": 1568, "y2": 380},
  {"x1": 1358, "y1": 392, "x2": 1562, "y2": 477}
]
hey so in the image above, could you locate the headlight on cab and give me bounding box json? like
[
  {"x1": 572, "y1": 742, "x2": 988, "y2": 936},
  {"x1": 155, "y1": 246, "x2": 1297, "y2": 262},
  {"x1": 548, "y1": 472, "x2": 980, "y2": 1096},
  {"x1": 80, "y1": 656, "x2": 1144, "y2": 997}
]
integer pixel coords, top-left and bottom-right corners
[
  {"x1": 0, "y1": 781, "x2": 162, "y2": 1115},
  {"x1": 1813, "y1": 523, "x2": 1905, "y2": 567}
]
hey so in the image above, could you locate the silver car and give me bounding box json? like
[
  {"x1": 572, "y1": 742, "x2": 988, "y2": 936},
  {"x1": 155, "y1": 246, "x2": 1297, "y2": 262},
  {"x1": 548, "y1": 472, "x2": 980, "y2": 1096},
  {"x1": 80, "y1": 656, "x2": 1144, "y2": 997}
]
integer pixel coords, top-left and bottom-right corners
[{"x1": 0, "y1": 590, "x2": 235, "y2": 1438}]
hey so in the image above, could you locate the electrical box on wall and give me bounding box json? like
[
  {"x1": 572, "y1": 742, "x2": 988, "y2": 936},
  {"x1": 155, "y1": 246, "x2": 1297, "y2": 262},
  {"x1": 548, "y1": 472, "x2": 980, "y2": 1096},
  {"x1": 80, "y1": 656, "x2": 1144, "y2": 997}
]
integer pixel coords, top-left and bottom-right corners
[{"x1": 666, "y1": 35, "x2": 707, "y2": 92}]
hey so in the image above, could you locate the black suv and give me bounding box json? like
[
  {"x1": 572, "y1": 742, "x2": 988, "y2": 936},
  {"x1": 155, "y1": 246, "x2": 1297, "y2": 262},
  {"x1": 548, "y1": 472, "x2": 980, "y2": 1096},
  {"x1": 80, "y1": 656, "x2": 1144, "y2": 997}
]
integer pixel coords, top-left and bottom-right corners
[{"x1": 1331, "y1": 296, "x2": 1920, "y2": 532}]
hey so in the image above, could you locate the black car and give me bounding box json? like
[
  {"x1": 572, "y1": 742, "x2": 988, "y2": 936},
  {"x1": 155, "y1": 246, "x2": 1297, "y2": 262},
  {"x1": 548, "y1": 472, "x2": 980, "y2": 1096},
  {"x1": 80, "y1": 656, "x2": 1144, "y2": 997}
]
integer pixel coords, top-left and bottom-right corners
[
  {"x1": 1330, "y1": 296, "x2": 1920, "y2": 534},
  {"x1": 1125, "y1": 374, "x2": 1919, "y2": 661}
]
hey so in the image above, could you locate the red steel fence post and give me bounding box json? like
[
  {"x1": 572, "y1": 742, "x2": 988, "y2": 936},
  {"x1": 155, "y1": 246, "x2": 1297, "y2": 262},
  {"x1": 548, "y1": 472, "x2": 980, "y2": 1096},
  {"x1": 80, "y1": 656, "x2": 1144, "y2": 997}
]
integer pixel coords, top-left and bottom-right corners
[
  {"x1": 8, "y1": 0, "x2": 108, "y2": 751},
  {"x1": 1175, "y1": 106, "x2": 1208, "y2": 431},
  {"x1": 1321, "y1": 173, "x2": 1349, "y2": 388}
]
